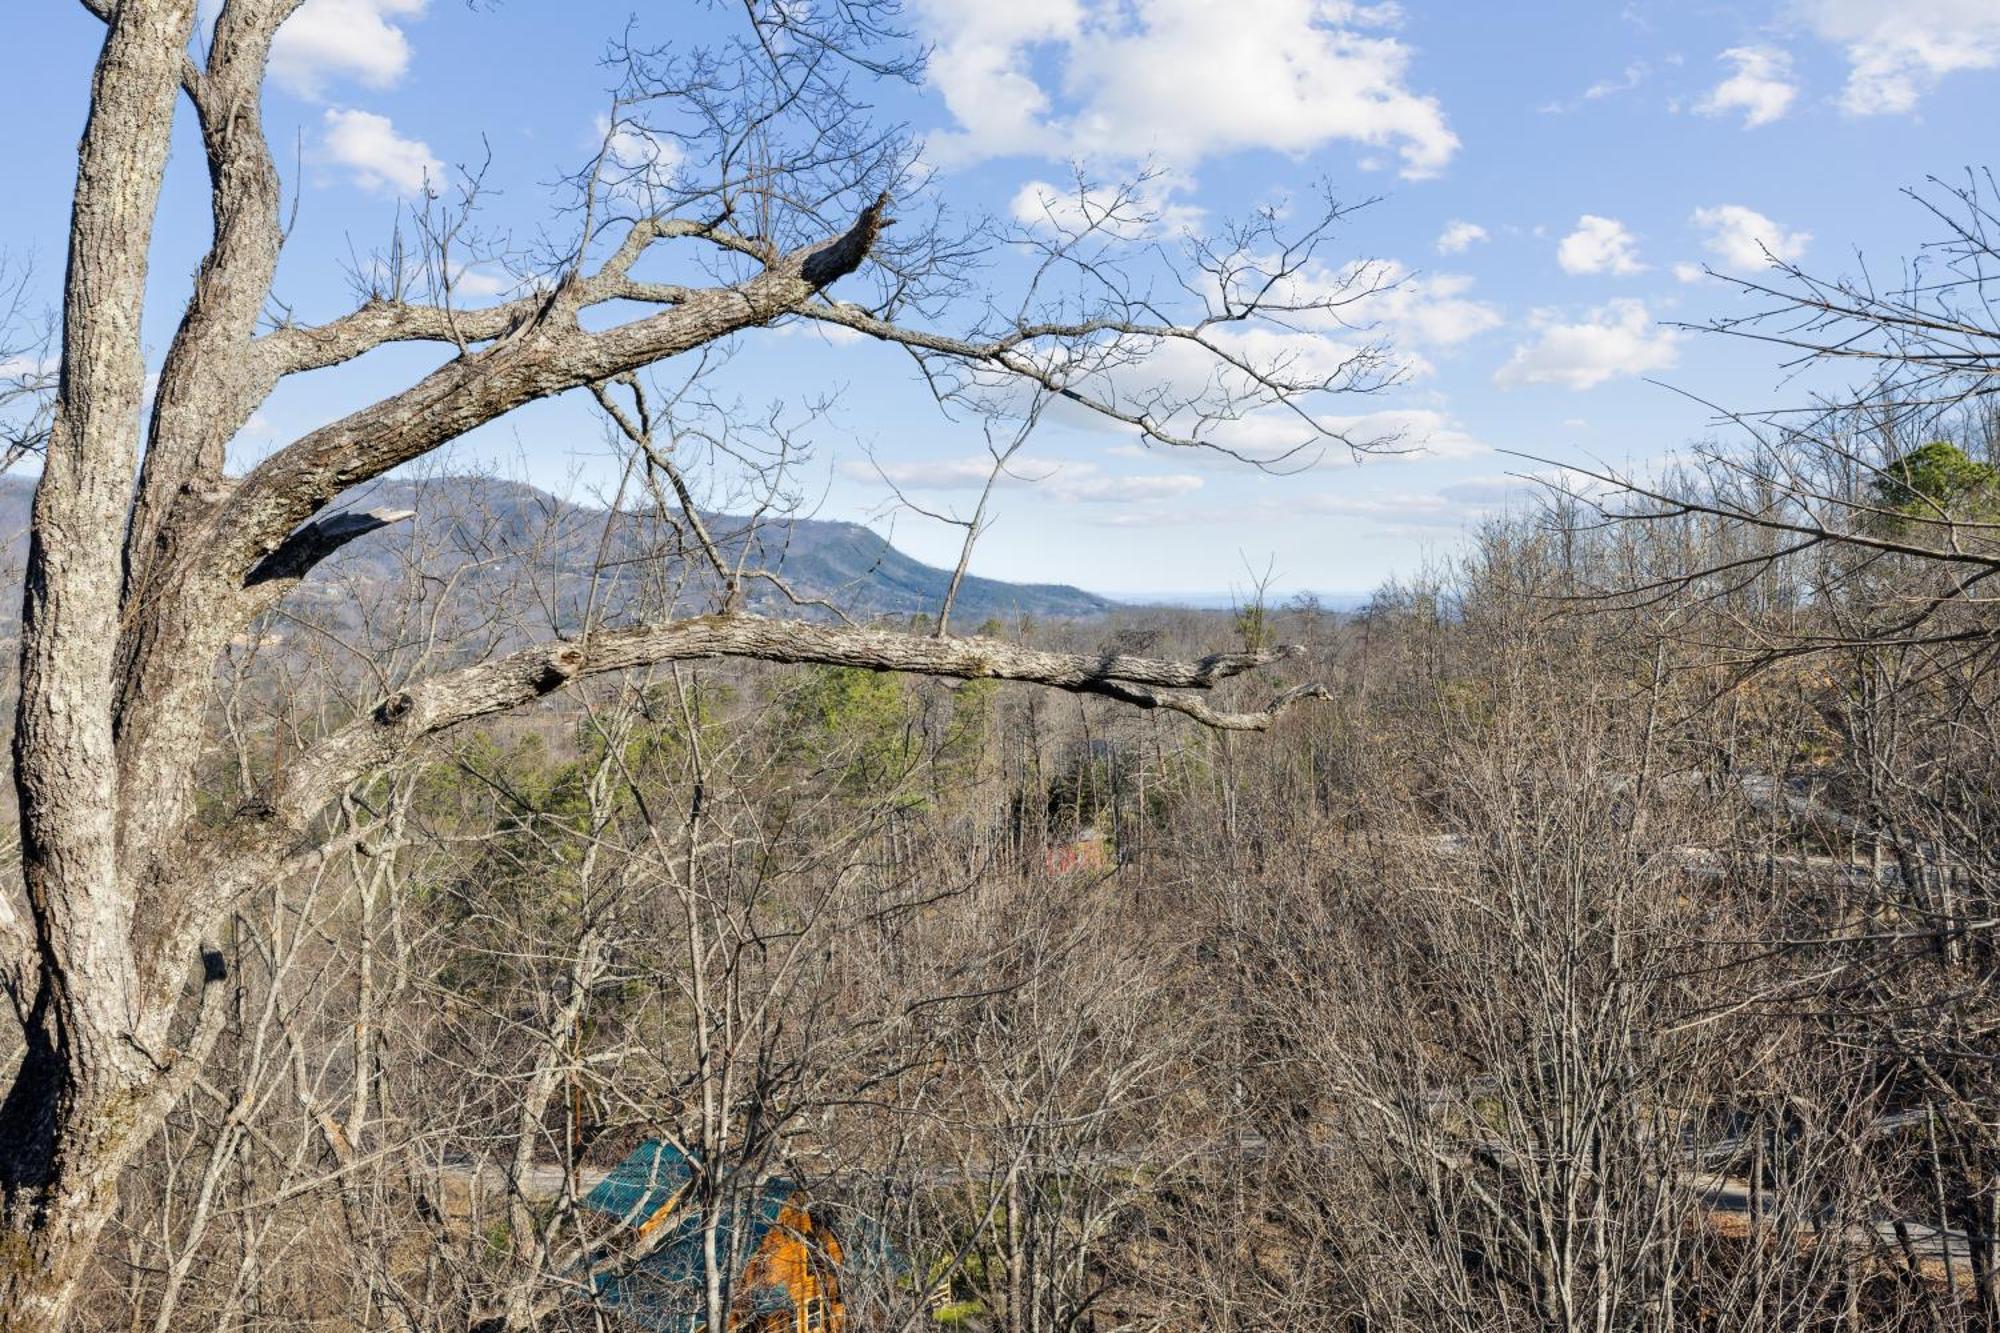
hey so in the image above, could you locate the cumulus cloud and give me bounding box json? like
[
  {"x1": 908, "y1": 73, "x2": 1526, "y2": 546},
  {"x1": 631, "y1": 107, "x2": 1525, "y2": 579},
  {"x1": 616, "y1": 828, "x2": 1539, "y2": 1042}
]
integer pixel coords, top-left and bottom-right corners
[
  {"x1": 322, "y1": 108, "x2": 441, "y2": 196},
  {"x1": 1009, "y1": 174, "x2": 1204, "y2": 238},
  {"x1": 1155, "y1": 401, "x2": 1486, "y2": 469},
  {"x1": 917, "y1": 251, "x2": 1495, "y2": 471},
  {"x1": 592, "y1": 114, "x2": 684, "y2": 200},
  {"x1": 1319, "y1": 407, "x2": 1487, "y2": 461},
  {"x1": 914, "y1": 0, "x2": 1458, "y2": 178},
  {"x1": 1557, "y1": 215, "x2": 1645, "y2": 276},
  {"x1": 1689, "y1": 204, "x2": 1811, "y2": 271},
  {"x1": 1494, "y1": 300, "x2": 1680, "y2": 390},
  {"x1": 451, "y1": 268, "x2": 513, "y2": 299},
  {"x1": 1365, "y1": 268, "x2": 1504, "y2": 351},
  {"x1": 1795, "y1": 0, "x2": 2000, "y2": 115},
  {"x1": 271, "y1": 0, "x2": 426, "y2": 97},
  {"x1": 1231, "y1": 257, "x2": 1503, "y2": 359},
  {"x1": 845, "y1": 454, "x2": 1205, "y2": 505},
  {"x1": 1094, "y1": 263, "x2": 1500, "y2": 461},
  {"x1": 913, "y1": 4, "x2": 1081, "y2": 165},
  {"x1": 1435, "y1": 220, "x2": 1488, "y2": 254},
  {"x1": 1020, "y1": 254, "x2": 1499, "y2": 462},
  {"x1": 1695, "y1": 46, "x2": 1799, "y2": 127}
]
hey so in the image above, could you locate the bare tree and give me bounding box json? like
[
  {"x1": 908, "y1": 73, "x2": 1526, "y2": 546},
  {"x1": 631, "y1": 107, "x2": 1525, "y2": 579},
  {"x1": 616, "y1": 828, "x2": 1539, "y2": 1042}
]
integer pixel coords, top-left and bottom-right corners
[
  {"x1": 0, "y1": 3, "x2": 1386, "y2": 1325},
  {"x1": 1548, "y1": 174, "x2": 2000, "y2": 661}
]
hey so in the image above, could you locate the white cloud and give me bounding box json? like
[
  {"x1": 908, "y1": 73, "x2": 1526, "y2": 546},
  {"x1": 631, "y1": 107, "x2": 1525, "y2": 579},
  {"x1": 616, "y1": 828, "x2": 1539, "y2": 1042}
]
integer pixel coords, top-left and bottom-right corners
[
  {"x1": 1020, "y1": 254, "x2": 1499, "y2": 460},
  {"x1": 1495, "y1": 300, "x2": 1681, "y2": 390},
  {"x1": 1104, "y1": 266, "x2": 1498, "y2": 445},
  {"x1": 0, "y1": 354, "x2": 55, "y2": 380},
  {"x1": 1796, "y1": 0, "x2": 2000, "y2": 115},
  {"x1": 1082, "y1": 507, "x2": 1207, "y2": 528},
  {"x1": 1152, "y1": 400, "x2": 1486, "y2": 469},
  {"x1": 913, "y1": 4, "x2": 1082, "y2": 166},
  {"x1": 1690, "y1": 204, "x2": 1811, "y2": 270},
  {"x1": 593, "y1": 114, "x2": 684, "y2": 198},
  {"x1": 1231, "y1": 256, "x2": 1502, "y2": 359},
  {"x1": 1049, "y1": 467, "x2": 1206, "y2": 503},
  {"x1": 845, "y1": 454, "x2": 1205, "y2": 505},
  {"x1": 1320, "y1": 407, "x2": 1487, "y2": 460},
  {"x1": 924, "y1": 251, "x2": 1496, "y2": 469},
  {"x1": 1436, "y1": 474, "x2": 1530, "y2": 506},
  {"x1": 1695, "y1": 46, "x2": 1799, "y2": 127},
  {"x1": 1584, "y1": 61, "x2": 1649, "y2": 101},
  {"x1": 997, "y1": 329, "x2": 1370, "y2": 463},
  {"x1": 322, "y1": 108, "x2": 441, "y2": 196},
  {"x1": 1365, "y1": 268, "x2": 1504, "y2": 350},
  {"x1": 1009, "y1": 175, "x2": 1204, "y2": 238},
  {"x1": 915, "y1": 0, "x2": 1458, "y2": 179},
  {"x1": 451, "y1": 268, "x2": 512, "y2": 299},
  {"x1": 271, "y1": 0, "x2": 426, "y2": 98},
  {"x1": 770, "y1": 317, "x2": 866, "y2": 345},
  {"x1": 1438, "y1": 461, "x2": 1621, "y2": 505},
  {"x1": 1540, "y1": 61, "x2": 1653, "y2": 114},
  {"x1": 1557, "y1": 215, "x2": 1645, "y2": 276},
  {"x1": 1436, "y1": 220, "x2": 1488, "y2": 254}
]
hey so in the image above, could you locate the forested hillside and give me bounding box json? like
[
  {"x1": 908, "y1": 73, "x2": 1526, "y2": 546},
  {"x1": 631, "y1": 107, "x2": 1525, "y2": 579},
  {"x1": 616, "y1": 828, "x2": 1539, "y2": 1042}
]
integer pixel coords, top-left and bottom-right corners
[
  {"x1": 3, "y1": 2, "x2": 1996, "y2": 1331},
  {"x1": 43, "y1": 423, "x2": 2000, "y2": 1330}
]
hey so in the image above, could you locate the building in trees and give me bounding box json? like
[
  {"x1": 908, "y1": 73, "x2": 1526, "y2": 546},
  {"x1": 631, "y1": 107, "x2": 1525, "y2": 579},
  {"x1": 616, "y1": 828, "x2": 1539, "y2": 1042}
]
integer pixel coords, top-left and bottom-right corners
[{"x1": 583, "y1": 1142, "x2": 850, "y2": 1333}]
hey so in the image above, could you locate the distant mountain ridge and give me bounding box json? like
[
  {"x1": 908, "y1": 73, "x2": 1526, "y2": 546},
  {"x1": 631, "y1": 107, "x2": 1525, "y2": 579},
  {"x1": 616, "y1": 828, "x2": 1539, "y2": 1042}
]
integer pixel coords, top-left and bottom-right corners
[{"x1": 0, "y1": 473, "x2": 1119, "y2": 623}]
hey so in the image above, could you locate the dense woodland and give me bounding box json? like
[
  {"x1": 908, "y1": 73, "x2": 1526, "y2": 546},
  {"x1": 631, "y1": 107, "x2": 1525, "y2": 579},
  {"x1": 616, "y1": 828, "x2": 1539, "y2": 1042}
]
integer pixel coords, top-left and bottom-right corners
[
  {"x1": 8, "y1": 401, "x2": 1999, "y2": 1331},
  {"x1": 3, "y1": 2, "x2": 1998, "y2": 1330}
]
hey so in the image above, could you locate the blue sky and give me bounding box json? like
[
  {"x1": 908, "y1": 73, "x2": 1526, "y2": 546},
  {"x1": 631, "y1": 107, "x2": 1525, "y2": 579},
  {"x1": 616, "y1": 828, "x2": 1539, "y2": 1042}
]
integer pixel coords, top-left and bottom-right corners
[{"x1": 5, "y1": 0, "x2": 1996, "y2": 599}]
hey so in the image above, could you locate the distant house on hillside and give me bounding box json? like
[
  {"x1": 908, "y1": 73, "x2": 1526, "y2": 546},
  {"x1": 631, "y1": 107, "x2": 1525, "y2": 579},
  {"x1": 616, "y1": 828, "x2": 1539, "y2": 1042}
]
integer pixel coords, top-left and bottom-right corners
[
  {"x1": 1044, "y1": 826, "x2": 1113, "y2": 876},
  {"x1": 582, "y1": 1141, "x2": 847, "y2": 1333}
]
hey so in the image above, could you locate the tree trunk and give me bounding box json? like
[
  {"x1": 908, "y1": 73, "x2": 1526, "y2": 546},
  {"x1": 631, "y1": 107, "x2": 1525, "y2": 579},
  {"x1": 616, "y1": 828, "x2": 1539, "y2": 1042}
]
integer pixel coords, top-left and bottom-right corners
[
  {"x1": 0, "y1": 1051, "x2": 150, "y2": 1332},
  {"x1": 4, "y1": 1, "x2": 197, "y2": 1325}
]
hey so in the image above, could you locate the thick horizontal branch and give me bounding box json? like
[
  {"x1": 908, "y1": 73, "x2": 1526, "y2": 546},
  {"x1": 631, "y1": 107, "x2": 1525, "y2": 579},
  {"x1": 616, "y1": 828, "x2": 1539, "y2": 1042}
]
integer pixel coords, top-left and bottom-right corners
[
  {"x1": 154, "y1": 619, "x2": 1312, "y2": 971},
  {"x1": 215, "y1": 201, "x2": 899, "y2": 580},
  {"x1": 273, "y1": 616, "x2": 1315, "y2": 823},
  {"x1": 252, "y1": 214, "x2": 801, "y2": 380},
  {"x1": 1092, "y1": 678, "x2": 1334, "y2": 730},
  {"x1": 254, "y1": 295, "x2": 548, "y2": 378}
]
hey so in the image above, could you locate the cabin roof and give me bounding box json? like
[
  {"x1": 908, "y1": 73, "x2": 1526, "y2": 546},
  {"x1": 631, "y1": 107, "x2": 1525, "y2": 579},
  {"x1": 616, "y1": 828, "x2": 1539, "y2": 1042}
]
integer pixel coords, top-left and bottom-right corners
[{"x1": 582, "y1": 1141, "x2": 804, "y2": 1327}]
